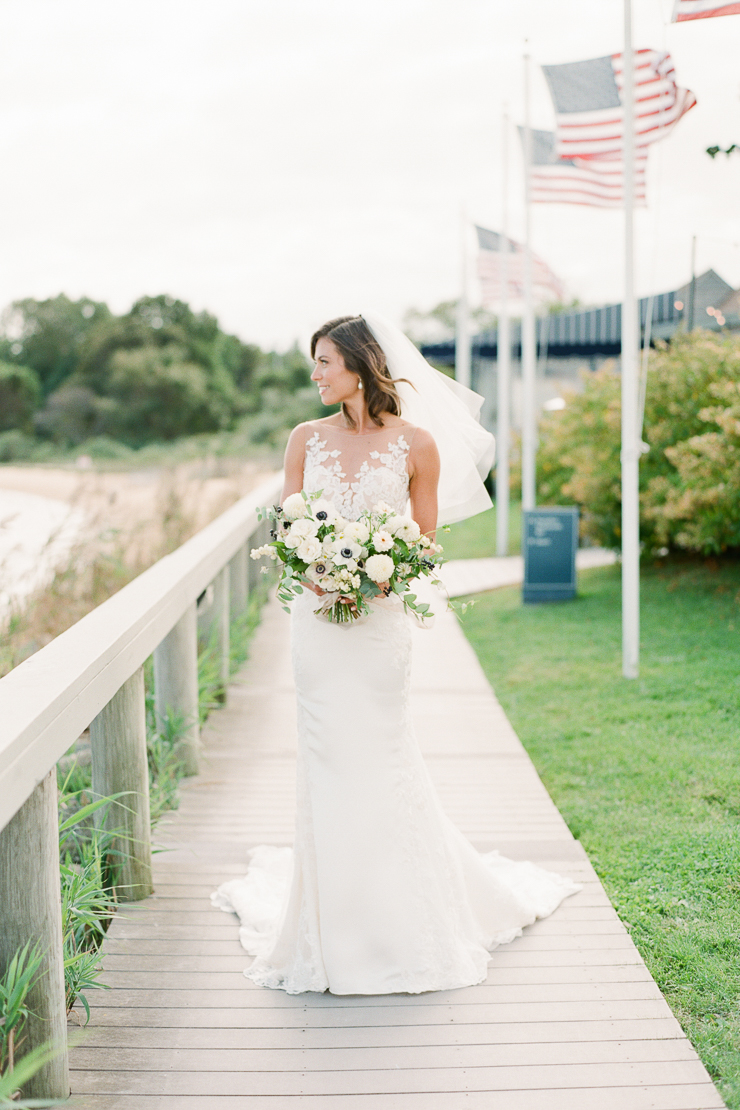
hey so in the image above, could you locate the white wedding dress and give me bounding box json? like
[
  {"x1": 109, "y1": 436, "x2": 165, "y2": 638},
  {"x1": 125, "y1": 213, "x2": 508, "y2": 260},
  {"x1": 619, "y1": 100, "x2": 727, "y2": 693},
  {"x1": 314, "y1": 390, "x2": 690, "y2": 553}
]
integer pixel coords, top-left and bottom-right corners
[{"x1": 212, "y1": 421, "x2": 580, "y2": 995}]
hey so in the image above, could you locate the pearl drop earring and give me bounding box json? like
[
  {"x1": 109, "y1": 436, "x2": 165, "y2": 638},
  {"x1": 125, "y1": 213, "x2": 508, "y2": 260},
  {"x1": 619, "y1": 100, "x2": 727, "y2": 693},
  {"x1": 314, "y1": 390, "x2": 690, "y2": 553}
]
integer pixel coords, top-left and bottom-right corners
[{"x1": 357, "y1": 379, "x2": 363, "y2": 390}]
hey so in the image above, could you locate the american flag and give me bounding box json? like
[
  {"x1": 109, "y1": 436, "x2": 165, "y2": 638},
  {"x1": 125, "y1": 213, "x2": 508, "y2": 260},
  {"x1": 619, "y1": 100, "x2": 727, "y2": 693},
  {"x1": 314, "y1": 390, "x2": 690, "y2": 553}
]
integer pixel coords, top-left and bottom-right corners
[
  {"x1": 476, "y1": 225, "x2": 565, "y2": 306},
  {"x1": 525, "y1": 128, "x2": 647, "y2": 208},
  {"x1": 672, "y1": 0, "x2": 740, "y2": 19},
  {"x1": 542, "y1": 50, "x2": 696, "y2": 161}
]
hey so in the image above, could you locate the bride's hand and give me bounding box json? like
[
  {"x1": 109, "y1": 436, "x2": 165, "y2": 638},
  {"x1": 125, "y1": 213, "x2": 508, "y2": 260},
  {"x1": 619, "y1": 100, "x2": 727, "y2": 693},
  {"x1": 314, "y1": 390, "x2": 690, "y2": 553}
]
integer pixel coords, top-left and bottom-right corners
[{"x1": 302, "y1": 580, "x2": 326, "y2": 597}]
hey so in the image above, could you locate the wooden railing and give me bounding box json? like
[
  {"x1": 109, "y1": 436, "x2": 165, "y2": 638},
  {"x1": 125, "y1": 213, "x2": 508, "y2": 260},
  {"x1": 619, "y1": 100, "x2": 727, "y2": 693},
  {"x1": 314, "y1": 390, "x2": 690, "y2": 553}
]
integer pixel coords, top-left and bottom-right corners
[{"x1": 0, "y1": 472, "x2": 283, "y2": 1099}]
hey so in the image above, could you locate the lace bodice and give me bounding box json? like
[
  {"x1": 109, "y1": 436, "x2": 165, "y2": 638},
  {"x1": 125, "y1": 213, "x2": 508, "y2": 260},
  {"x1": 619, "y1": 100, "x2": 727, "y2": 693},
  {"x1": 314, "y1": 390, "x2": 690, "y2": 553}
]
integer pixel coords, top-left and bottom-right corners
[{"x1": 302, "y1": 421, "x2": 413, "y2": 520}]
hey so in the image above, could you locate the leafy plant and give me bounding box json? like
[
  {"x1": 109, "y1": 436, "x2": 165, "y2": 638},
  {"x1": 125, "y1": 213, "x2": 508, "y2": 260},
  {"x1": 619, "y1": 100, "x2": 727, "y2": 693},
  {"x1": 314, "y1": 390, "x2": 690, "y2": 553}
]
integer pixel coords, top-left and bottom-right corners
[
  {"x1": 0, "y1": 941, "x2": 44, "y2": 1078},
  {"x1": 536, "y1": 330, "x2": 740, "y2": 554}
]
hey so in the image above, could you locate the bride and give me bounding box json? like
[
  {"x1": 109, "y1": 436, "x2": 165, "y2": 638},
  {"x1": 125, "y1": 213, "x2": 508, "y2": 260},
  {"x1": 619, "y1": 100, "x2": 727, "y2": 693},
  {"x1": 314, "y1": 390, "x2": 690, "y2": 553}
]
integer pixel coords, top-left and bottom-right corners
[{"x1": 212, "y1": 312, "x2": 579, "y2": 995}]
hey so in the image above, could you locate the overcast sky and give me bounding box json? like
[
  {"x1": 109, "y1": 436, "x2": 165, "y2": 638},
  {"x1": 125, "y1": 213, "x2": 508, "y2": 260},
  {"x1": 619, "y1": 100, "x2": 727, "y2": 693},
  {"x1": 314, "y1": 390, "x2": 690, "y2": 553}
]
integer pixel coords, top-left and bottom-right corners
[{"x1": 1, "y1": 0, "x2": 739, "y2": 349}]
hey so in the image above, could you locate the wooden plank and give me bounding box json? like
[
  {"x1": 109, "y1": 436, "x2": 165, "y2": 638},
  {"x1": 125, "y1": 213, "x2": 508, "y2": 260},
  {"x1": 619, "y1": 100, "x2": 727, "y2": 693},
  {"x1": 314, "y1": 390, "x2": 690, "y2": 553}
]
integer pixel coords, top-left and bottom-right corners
[
  {"x1": 72, "y1": 1016, "x2": 688, "y2": 1049},
  {"x1": 73, "y1": 999, "x2": 677, "y2": 1024},
  {"x1": 68, "y1": 1059, "x2": 716, "y2": 1095},
  {"x1": 70, "y1": 1037, "x2": 701, "y2": 1072},
  {"x1": 67, "y1": 1089, "x2": 727, "y2": 1110}
]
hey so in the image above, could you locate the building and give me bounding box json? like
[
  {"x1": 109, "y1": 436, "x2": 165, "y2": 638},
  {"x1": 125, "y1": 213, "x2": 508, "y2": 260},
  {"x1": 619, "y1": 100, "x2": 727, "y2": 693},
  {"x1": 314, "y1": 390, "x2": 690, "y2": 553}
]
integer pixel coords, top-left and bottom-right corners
[{"x1": 420, "y1": 270, "x2": 739, "y2": 432}]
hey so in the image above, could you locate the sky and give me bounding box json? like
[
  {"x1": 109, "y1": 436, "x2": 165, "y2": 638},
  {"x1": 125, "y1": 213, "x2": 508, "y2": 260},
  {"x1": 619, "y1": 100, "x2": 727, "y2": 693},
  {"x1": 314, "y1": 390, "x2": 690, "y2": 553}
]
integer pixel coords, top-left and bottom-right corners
[{"x1": 1, "y1": 0, "x2": 739, "y2": 350}]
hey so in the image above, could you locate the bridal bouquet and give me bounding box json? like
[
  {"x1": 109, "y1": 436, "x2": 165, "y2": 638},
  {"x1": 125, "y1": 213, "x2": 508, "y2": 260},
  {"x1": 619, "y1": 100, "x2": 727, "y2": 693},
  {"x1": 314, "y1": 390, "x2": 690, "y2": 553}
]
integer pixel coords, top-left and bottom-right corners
[{"x1": 251, "y1": 491, "x2": 444, "y2": 625}]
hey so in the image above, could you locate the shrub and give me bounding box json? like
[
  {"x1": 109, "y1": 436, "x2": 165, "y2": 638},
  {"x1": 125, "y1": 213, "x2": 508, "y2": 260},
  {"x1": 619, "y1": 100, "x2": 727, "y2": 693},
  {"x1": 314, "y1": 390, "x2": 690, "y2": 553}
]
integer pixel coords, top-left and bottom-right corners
[
  {"x1": 0, "y1": 362, "x2": 40, "y2": 432},
  {"x1": 536, "y1": 330, "x2": 740, "y2": 554},
  {"x1": 0, "y1": 429, "x2": 36, "y2": 463}
]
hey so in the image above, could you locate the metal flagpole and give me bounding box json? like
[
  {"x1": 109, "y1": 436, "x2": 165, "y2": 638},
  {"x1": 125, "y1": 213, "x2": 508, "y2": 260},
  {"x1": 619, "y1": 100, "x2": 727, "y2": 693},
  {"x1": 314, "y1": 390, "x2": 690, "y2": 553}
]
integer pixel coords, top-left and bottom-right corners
[
  {"x1": 456, "y1": 205, "x2": 472, "y2": 389},
  {"x1": 621, "y1": 0, "x2": 640, "y2": 679},
  {"x1": 496, "y1": 108, "x2": 511, "y2": 556},
  {"x1": 521, "y1": 49, "x2": 536, "y2": 512}
]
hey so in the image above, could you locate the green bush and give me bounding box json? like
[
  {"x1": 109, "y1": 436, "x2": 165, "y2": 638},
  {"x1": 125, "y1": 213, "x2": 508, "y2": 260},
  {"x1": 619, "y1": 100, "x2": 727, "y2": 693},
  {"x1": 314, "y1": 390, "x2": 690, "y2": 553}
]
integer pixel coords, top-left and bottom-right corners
[
  {"x1": 0, "y1": 362, "x2": 40, "y2": 432},
  {"x1": 0, "y1": 430, "x2": 36, "y2": 463},
  {"x1": 537, "y1": 330, "x2": 740, "y2": 554}
]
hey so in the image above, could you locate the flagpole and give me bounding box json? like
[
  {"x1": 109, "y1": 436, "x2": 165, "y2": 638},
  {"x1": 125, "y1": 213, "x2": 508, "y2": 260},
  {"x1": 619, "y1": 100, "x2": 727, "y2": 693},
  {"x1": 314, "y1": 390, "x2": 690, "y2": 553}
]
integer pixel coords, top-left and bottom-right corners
[
  {"x1": 622, "y1": 0, "x2": 639, "y2": 679},
  {"x1": 521, "y1": 49, "x2": 536, "y2": 513},
  {"x1": 456, "y1": 205, "x2": 472, "y2": 390},
  {"x1": 496, "y1": 108, "x2": 511, "y2": 556}
]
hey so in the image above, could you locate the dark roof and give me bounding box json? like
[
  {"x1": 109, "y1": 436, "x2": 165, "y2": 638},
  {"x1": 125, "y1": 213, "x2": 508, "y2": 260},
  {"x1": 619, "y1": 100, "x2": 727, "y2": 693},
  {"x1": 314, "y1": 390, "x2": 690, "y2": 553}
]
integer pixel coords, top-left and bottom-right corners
[{"x1": 420, "y1": 270, "x2": 737, "y2": 364}]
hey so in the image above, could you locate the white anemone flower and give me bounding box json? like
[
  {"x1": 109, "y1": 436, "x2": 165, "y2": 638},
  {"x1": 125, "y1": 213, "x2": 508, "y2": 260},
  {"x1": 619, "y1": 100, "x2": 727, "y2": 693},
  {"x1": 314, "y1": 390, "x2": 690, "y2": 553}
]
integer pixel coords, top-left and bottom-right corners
[
  {"x1": 305, "y1": 559, "x2": 334, "y2": 583},
  {"x1": 282, "y1": 492, "x2": 309, "y2": 521},
  {"x1": 331, "y1": 538, "x2": 362, "y2": 565},
  {"x1": 310, "y1": 499, "x2": 337, "y2": 526},
  {"x1": 365, "y1": 553, "x2": 394, "y2": 582},
  {"x1": 296, "y1": 536, "x2": 322, "y2": 563},
  {"x1": 372, "y1": 529, "x2": 394, "y2": 552}
]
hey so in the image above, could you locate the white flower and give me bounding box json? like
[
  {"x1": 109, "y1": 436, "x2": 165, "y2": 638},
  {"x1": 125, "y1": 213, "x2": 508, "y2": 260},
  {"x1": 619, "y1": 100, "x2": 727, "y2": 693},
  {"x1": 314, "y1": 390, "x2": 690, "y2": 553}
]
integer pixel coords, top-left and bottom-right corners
[
  {"x1": 321, "y1": 535, "x2": 337, "y2": 557},
  {"x1": 371, "y1": 529, "x2": 394, "y2": 552},
  {"x1": 386, "y1": 515, "x2": 406, "y2": 536},
  {"x1": 296, "y1": 536, "x2": 322, "y2": 563},
  {"x1": 344, "y1": 520, "x2": 370, "y2": 544},
  {"x1": 395, "y1": 518, "x2": 421, "y2": 543},
  {"x1": 331, "y1": 538, "x2": 362, "y2": 565},
  {"x1": 418, "y1": 533, "x2": 433, "y2": 549},
  {"x1": 321, "y1": 574, "x2": 340, "y2": 592},
  {"x1": 372, "y1": 501, "x2": 393, "y2": 515},
  {"x1": 283, "y1": 518, "x2": 319, "y2": 548},
  {"x1": 250, "y1": 544, "x2": 267, "y2": 560},
  {"x1": 365, "y1": 553, "x2": 394, "y2": 582},
  {"x1": 282, "y1": 492, "x2": 309, "y2": 521},
  {"x1": 310, "y1": 499, "x2": 337, "y2": 526},
  {"x1": 333, "y1": 514, "x2": 348, "y2": 531},
  {"x1": 306, "y1": 559, "x2": 334, "y2": 583}
]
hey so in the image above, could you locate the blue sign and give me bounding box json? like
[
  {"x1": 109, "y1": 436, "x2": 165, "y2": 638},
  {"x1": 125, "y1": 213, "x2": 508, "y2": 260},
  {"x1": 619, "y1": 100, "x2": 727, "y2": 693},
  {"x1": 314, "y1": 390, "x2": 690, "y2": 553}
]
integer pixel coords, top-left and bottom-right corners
[{"x1": 523, "y1": 507, "x2": 579, "y2": 603}]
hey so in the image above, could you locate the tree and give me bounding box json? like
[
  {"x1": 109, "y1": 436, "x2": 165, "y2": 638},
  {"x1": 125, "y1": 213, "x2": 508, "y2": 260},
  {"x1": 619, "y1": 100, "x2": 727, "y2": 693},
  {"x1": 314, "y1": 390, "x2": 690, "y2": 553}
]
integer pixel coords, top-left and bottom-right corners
[
  {"x1": 0, "y1": 361, "x2": 41, "y2": 432},
  {"x1": 0, "y1": 295, "x2": 111, "y2": 397}
]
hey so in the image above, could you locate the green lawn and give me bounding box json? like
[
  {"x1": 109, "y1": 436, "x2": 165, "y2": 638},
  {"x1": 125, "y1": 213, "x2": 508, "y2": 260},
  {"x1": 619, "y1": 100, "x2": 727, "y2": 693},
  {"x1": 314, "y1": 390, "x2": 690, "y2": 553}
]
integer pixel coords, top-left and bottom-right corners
[
  {"x1": 441, "y1": 501, "x2": 522, "y2": 560},
  {"x1": 460, "y1": 561, "x2": 740, "y2": 1107}
]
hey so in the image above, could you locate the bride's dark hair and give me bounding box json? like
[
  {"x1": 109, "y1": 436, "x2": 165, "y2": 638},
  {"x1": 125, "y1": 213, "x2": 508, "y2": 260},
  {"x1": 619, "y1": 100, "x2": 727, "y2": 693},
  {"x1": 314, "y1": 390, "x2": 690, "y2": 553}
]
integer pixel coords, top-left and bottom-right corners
[{"x1": 310, "y1": 315, "x2": 404, "y2": 429}]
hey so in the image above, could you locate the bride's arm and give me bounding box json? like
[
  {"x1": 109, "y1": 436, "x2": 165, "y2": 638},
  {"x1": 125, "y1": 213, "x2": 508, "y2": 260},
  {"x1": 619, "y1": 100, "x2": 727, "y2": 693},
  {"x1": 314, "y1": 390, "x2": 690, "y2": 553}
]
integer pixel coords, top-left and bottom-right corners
[
  {"x1": 281, "y1": 423, "x2": 308, "y2": 502},
  {"x1": 408, "y1": 429, "x2": 440, "y2": 538}
]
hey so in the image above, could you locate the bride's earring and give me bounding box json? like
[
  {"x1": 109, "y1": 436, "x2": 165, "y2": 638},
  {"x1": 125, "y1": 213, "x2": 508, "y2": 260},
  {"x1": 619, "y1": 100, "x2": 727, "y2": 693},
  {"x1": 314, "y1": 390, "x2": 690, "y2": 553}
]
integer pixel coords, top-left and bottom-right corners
[{"x1": 357, "y1": 379, "x2": 363, "y2": 390}]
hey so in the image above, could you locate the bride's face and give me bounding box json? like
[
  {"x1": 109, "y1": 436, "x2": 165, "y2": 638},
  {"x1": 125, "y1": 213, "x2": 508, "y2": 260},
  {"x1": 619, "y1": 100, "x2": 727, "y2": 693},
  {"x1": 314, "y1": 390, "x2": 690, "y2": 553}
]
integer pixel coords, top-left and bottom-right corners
[{"x1": 312, "y1": 337, "x2": 361, "y2": 406}]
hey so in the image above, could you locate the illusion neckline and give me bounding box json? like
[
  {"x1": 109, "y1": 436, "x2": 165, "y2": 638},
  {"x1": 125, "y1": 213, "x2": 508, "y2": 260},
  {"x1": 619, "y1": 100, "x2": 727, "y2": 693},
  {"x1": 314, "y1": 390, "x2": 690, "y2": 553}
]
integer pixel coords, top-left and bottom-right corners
[{"x1": 308, "y1": 420, "x2": 413, "y2": 439}]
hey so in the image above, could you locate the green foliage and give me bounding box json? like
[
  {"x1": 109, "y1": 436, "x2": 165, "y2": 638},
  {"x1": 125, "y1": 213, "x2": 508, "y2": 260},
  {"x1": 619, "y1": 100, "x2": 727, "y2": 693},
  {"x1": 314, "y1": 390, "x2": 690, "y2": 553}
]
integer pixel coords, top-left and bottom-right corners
[
  {"x1": 0, "y1": 294, "x2": 110, "y2": 398},
  {"x1": 461, "y1": 562, "x2": 740, "y2": 1107},
  {"x1": 537, "y1": 330, "x2": 740, "y2": 554},
  {"x1": 441, "y1": 503, "x2": 523, "y2": 560},
  {"x1": 0, "y1": 1038, "x2": 67, "y2": 1107},
  {"x1": 0, "y1": 429, "x2": 36, "y2": 463},
  {"x1": 0, "y1": 362, "x2": 40, "y2": 433},
  {"x1": 0, "y1": 290, "x2": 317, "y2": 451},
  {"x1": 0, "y1": 942, "x2": 44, "y2": 1078}
]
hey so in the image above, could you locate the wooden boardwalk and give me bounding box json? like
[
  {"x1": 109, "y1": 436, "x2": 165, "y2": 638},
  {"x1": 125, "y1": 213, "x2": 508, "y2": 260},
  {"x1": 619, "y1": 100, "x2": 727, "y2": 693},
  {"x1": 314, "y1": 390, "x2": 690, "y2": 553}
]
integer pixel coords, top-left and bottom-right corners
[{"x1": 69, "y1": 596, "x2": 725, "y2": 1109}]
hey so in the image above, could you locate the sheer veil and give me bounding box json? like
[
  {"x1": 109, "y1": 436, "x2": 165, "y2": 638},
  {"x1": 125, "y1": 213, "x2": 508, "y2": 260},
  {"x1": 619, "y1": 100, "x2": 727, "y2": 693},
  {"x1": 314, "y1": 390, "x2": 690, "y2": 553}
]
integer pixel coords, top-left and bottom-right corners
[{"x1": 362, "y1": 310, "x2": 496, "y2": 526}]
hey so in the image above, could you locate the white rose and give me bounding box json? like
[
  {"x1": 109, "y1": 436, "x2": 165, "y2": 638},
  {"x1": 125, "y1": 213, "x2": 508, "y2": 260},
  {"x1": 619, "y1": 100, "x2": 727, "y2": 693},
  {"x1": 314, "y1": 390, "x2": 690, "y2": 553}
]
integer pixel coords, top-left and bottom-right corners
[
  {"x1": 371, "y1": 529, "x2": 394, "y2": 552},
  {"x1": 283, "y1": 518, "x2": 319, "y2": 548},
  {"x1": 282, "y1": 492, "x2": 309, "y2": 521},
  {"x1": 311, "y1": 499, "x2": 337, "y2": 526},
  {"x1": 344, "y1": 520, "x2": 370, "y2": 544},
  {"x1": 306, "y1": 558, "x2": 334, "y2": 583},
  {"x1": 296, "y1": 536, "x2": 322, "y2": 563},
  {"x1": 365, "y1": 553, "x2": 394, "y2": 583},
  {"x1": 321, "y1": 535, "x2": 336, "y2": 557}
]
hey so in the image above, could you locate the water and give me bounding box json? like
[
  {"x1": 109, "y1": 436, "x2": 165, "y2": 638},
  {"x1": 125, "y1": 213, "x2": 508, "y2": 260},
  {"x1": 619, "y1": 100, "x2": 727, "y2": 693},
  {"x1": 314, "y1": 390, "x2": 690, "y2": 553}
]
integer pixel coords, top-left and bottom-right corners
[{"x1": 0, "y1": 490, "x2": 85, "y2": 618}]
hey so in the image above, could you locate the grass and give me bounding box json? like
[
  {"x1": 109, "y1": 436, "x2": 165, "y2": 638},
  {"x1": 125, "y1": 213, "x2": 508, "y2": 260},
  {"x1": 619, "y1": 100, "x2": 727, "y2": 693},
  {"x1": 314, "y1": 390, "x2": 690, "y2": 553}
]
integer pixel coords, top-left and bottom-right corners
[
  {"x1": 441, "y1": 501, "x2": 522, "y2": 561},
  {"x1": 460, "y1": 560, "x2": 740, "y2": 1107}
]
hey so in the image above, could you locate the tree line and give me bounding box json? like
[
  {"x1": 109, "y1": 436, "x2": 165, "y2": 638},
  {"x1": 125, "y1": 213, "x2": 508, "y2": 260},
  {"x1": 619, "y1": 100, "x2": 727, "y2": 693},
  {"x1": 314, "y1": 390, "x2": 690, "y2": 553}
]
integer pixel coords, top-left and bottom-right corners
[{"x1": 0, "y1": 294, "x2": 320, "y2": 459}]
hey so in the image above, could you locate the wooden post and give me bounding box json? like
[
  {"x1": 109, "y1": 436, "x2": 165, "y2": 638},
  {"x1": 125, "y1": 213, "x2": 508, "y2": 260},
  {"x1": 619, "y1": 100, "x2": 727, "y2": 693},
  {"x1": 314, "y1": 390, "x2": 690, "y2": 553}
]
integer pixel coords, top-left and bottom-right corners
[
  {"x1": 153, "y1": 602, "x2": 200, "y2": 775},
  {"x1": 0, "y1": 773, "x2": 69, "y2": 1100},
  {"x1": 211, "y1": 564, "x2": 231, "y2": 699},
  {"x1": 229, "y1": 543, "x2": 248, "y2": 621},
  {"x1": 90, "y1": 667, "x2": 153, "y2": 902}
]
